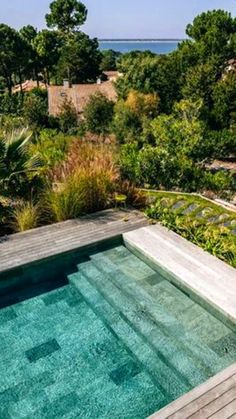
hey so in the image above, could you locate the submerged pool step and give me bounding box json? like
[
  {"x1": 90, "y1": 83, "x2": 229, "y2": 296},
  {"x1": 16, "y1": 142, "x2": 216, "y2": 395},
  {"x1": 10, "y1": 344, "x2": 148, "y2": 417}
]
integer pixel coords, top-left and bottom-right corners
[
  {"x1": 90, "y1": 252, "x2": 228, "y2": 376},
  {"x1": 75, "y1": 260, "x2": 213, "y2": 390},
  {"x1": 68, "y1": 271, "x2": 190, "y2": 402}
]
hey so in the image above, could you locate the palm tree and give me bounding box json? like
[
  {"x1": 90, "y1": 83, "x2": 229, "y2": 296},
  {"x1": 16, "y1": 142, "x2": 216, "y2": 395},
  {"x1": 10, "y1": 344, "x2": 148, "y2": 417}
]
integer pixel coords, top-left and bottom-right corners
[{"x1": 0, "y1": 129, "x2": 42, "y2": 198}]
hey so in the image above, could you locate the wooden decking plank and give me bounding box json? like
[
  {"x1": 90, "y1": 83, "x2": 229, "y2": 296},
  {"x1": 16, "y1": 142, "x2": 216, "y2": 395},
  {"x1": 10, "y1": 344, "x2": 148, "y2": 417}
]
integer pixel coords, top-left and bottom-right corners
[
  {"x1": 149, "y1": 364, "x2": 236, "y2": 419},
  {"x1": 0, "y1": 209, "x2": 148, "y2": 274},
  {"x1": 189, "y1": 385, "x2": 236, "y2": 418},
  {"x1": 210, "y1": 398, "x2": 236, "y2": 419}
]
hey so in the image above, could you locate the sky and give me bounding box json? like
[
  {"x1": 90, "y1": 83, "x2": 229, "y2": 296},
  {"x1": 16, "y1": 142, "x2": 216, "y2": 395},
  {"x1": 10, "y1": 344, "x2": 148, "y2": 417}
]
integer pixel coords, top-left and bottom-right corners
[{"x1": 0, "y1": 0, "x2": 236, "y2": 38}]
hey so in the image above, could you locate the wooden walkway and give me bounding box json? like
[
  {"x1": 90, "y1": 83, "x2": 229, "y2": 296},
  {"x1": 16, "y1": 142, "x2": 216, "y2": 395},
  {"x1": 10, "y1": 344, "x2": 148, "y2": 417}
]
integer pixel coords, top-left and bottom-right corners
[
  {"x1": 149, "y1": 363, "x2": 236, "y2": 419},
  {"x1": 0, "y1": 209, "x2": 148, "y2": 274}
]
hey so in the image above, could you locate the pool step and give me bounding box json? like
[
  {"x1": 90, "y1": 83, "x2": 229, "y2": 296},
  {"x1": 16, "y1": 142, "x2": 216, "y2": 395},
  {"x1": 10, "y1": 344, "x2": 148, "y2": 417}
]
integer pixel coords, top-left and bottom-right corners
[
  {"x1": 90, "y1": 251, "x2": 229, "y2": 376},
  {"x1": 74, "y1": 260, "x2": 212, "y2": 389},
  {"x1": 68, "y1": 270, "x2": 190, "y2": 402}
]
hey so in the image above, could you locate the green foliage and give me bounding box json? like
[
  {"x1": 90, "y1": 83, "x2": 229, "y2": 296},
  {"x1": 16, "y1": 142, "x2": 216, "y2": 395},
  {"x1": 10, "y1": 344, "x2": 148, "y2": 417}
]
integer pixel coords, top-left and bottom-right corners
[
  {"x1": 113, "y1": 100, "x2": 142, "y2": 143},
  {"x1": 33, "y1": 30, "x2": 62, "y2": 84},
  {"x1": 46, "y1": 0, "x2": 87, "y2": 33},
  {"x1": 0, "y1": 24, "x2": 30, "y2": 94},
  {"x1": 0, "y1": 129, "x2": 42, "y2": 198},
  {"x1": 146, "y1": 196, "x2": 236, "y2": 267},
  {"x1": 84, "y1": 92, "x2": 114, "y2": 136},
  {"x1": 0, "y1": 93, "x2": 24, "y2": 115},
  {"x1": 11, "y1": 201, "x2": 40, "y2": 232},
  {"x1": 23, "y1": 94, "x2": 48, "y2": 130},
  {"x1": 116, "y1": 52, "x2": 180, "y2": 113},
  {"x1": 57, "y1": 32, "x2": 102, "y2": 84},
  {"x1": 186, "y1": 10, "x2": 236, "y2": 62},
  {"x1": 58, "y1": 99, "x2": 78, "y2": 133},
  {"x1": 29, "y1": 130, "x2": 71, "y2": 169},
  {"x1": 100, "y1": 50, "x2": 121, "y2": 71},
  {"x1": 212, "y1": 73, "x2": 236, "y2": 129}
]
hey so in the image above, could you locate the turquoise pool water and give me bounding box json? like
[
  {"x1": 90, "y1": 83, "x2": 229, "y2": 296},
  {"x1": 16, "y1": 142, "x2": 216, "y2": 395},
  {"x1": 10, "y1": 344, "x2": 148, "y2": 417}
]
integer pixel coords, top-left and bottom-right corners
[{"x1": 1, "y1": 244, "x2": 236, "y2": 418}]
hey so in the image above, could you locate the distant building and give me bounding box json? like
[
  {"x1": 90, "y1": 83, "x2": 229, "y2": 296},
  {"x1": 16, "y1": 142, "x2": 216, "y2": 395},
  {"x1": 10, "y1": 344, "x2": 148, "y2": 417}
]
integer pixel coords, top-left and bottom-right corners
[
  {"x1": 223, "y1": 58, "x2": 236, "y2": 79},
  {"x1": 103, "y1": 71, "x2": 120, "y2": 81},
  {"x1": 48, "y1": 80, "x2": 117, "y2": 116},
  {"x1": 12, "y1": 80, "x2": 46, "y2": 94}
]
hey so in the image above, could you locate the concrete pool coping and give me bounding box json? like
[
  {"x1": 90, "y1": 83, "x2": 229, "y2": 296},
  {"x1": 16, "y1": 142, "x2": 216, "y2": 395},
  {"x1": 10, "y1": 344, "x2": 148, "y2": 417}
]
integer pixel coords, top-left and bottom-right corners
[{"x1": 123, "y1": 224, "x2": 236, "y2": 329}]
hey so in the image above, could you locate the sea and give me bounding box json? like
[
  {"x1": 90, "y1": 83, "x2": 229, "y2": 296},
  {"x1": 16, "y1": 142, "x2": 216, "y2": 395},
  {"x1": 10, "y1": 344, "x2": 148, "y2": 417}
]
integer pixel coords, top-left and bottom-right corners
[{"x1": 99, "y1": 39, "x2": 182, "y2": 54}]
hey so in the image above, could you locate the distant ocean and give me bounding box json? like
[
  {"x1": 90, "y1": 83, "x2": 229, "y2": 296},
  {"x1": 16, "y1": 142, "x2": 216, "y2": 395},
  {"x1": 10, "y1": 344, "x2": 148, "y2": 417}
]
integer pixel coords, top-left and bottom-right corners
[{"x1": 99, "y1": 39, "x2": 183, "y2": 54}]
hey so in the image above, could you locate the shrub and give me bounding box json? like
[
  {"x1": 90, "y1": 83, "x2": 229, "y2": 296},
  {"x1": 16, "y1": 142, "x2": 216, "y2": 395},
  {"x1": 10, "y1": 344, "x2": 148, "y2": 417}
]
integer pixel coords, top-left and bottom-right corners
[
  {"x1": 44, "y1": 140, "x2": 119, "y2": 222},
  {"x1": 84, "y1": 92, "x2": 114, "y2": 137},
  {"x1": 23, "y1": 95, "x2": 48, "y2": 130},
  {"x1": 58, "y1": 99, "x2": 78, "y2": 133},
  {"x1": 45, "y1": 166, "x2": 116, "y2": 222},
  {"x1": 146, "y1": 200, "x2": 236, "y2": 268},
  {"x1": 11, "y1": 201, "x2": 40, "y2": 232}
]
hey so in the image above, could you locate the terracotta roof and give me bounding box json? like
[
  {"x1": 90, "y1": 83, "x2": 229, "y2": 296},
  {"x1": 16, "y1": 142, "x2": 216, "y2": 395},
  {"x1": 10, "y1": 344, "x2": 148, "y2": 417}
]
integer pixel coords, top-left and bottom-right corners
[
  {"x1": 48, "y1": 81, "x2": 117, "y2": 116},
  {"x1": 12, "y1": 80, "x2": 47, "y2": 94},
  {"x1": 206, "y1": 159, "x2": 236, "y2": 172}
]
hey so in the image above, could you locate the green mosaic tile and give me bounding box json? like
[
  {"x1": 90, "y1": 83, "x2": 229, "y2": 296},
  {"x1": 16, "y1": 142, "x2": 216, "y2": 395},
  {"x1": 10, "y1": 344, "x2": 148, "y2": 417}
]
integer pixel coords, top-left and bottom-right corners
[
  {"x1": 210, "y1": 333, "x2": 236, "y2": 357},
  {"x1": 145, "y1": 274, "x2": 164, "y2": 286},
  {"x1": 0, "y1": 307, "x2": 17, "y2": 324},
  {"x1": 37, "y1": 392, "x2": 80, "y2": 419},
  {"x1": 109, "y1": 360, "x2": 142, "y2": 385},
  {"x1": 1, "y1": 244, "x2": 236, "y2": 418},
  {"x1": 26, "y1": 339, "x2": 61, "y2": 363}
]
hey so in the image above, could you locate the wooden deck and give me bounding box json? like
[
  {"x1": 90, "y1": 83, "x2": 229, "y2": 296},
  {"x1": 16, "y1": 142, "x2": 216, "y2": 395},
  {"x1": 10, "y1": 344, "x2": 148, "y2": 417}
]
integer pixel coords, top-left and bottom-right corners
[
  {"x1": 149, "y1": 363, "x2": 236, "y2": 419},
  {"x1": 0, "y1": 209, "x2": 148, "y2": 274}
]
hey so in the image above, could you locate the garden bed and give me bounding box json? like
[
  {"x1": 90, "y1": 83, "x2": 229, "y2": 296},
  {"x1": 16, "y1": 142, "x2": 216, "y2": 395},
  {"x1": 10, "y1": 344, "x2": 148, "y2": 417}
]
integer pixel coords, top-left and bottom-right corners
[{"x1": 144, "y1": 191, "x2": 236, "y2": 268}]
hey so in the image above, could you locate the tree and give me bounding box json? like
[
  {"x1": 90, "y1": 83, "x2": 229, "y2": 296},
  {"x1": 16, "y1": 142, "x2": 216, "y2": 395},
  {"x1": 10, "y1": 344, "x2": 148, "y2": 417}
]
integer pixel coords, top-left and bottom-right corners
[
  {"x1": 212, "y1": 73, "x2": 236, "y2": 129},
  {"x1": 57, "y1": 32, "x2": 102, "y2": 83},
  {"x1": 186, "y1": 10, "x2": 236, "y2": 63},
  {"x1": 125, "y1": 90, "x2": 160, "y2": 119},
  {"x1": 46, "y1": 0, "x2": 87, "y2": 33},
  {"x1": 84, "y1": 92, "x2": 114, "y2": 136},
  {"x1": 0, "y1": 24, "x2": 30, "y2": 95},
  {"x1": 151, "y1": 99, "x2": 206, "y2": 161},
  {"x1": 34, "y1": 30, "x2": 61, "y2": 84},
  {"x1": 100, "y1": 50, "x2": 121, "y2": 71},
  {"x1": 19, "y1": 25, "x2": 41, "y2": 85},
  {"x1": 116, "y1": 52, "x2": 181, "y2": 113}
]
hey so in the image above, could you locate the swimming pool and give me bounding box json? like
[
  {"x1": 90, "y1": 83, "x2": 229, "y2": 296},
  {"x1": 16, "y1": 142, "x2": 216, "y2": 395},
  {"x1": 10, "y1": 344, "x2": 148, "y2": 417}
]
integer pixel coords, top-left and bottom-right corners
[{"x1": 0, "y1": 241, "x2": 236, "y2": 418}]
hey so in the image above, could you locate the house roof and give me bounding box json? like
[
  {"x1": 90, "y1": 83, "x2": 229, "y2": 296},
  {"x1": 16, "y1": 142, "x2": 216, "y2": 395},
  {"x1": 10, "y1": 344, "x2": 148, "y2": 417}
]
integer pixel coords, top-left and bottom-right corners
[
  {"x1": 12, "y1": 80, "x2": 46, "y2": 94},
  {"x1": 48, "y1": 81, "x2": 117, "y2": 116}
]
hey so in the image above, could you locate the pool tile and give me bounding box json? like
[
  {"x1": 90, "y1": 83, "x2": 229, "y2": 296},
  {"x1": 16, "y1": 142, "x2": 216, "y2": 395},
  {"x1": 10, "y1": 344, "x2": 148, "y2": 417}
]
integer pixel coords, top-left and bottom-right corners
[
  {"x1": 38, "y1": 392, "x2": 80, "y2": 418},
  {"x1": 210, "y1": 333, "x2": 236, "y2": 357},
  {"x1": 26, "y1": 339, "x2": 61, "y2": 363},
  {"x1": 0, "y1": 387, "x2": 18, "y2": 404},
  {"x1": 109, "y1": 360, "x2": 142, "y2": 385},
  {"x1": 0, "y1": 307, "x2": 17, "y2": 324},
  {"x1": 145, "y1": 274, "x2": 164, "y2": 286}
]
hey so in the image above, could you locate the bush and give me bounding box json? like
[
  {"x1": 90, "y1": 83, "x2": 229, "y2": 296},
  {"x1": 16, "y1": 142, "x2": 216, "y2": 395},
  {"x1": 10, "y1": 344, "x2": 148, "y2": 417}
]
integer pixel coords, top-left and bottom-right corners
[
  {"x1": 11, "y1": 201, "x2": 40, "y2": 232},
  {"x1": 84, "y1": 92, "x2": 114, "y2": 137},
  {"x1": 58, "y1": 99, "x2": 78, "y2": 133},
  {"x1": 45, "y1": 166, "x2": 116, "y2": 222},
  {"x1": 23, "y1": 95, "x2": 48, "y2": 130},
  {"x1": 146, "y1": 200, "x2": 236, "y2": 268},
  {"x1": 203, "y1": 171, "x2": 235, "y2": 197},
  {"x1": 44, "y1": 140, "x2": 119, "y2": 222}
]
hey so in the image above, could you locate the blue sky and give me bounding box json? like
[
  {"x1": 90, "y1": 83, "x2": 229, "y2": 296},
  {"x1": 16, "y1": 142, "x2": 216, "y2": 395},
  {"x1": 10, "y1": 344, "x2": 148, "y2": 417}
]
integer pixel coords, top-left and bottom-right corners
[{"x1": 0, "y1": 0, "x2": 236, "y2": 38}]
